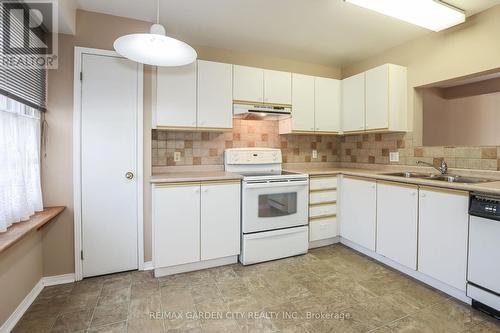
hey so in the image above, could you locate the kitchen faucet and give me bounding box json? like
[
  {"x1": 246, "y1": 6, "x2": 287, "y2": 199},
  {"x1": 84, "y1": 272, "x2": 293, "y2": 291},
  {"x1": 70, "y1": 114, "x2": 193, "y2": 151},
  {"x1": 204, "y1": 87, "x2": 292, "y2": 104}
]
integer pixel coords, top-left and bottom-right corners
[{"x1": 417, "y1": 159, "x2": 448, "y2": 175}]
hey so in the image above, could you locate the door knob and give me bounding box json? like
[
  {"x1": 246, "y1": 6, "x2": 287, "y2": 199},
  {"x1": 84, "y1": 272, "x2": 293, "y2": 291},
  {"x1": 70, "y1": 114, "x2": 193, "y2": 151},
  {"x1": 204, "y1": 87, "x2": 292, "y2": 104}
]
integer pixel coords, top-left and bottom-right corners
[{"x1": 125, "y1": 172, "x2": 134, "y2": 180}]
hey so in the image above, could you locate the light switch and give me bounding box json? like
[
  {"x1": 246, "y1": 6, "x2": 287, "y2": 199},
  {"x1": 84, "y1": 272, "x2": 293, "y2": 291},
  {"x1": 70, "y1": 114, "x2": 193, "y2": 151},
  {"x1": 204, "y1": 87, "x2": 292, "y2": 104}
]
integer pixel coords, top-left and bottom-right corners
[
  {"x1": 174, "y1": 151, "x2": 181, "y2": 162},
  {"x1": 389, "y1": 152, "x2": 400, "y2": 162},
  {"x1": 312, "y1": 150, "x2": 318, "y2": 159}
]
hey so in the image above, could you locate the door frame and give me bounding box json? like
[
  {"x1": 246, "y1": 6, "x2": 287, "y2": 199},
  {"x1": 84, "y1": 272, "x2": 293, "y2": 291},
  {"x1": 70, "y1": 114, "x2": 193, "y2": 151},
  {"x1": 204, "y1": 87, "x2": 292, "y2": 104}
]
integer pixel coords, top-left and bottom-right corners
[{"x1": 73, "y1": 47, "x2": 144, "y2": 281}]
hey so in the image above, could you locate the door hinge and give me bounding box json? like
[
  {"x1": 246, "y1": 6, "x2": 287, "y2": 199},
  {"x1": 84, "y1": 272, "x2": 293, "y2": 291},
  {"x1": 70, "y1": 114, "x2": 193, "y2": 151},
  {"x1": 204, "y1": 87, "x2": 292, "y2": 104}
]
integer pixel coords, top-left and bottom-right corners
[
  {"x1": 80, "y1": 72, "x2": 83, "y2": 81},
  {"x1": 80, "y1": 250, "x2": 84, "y2": 260}
]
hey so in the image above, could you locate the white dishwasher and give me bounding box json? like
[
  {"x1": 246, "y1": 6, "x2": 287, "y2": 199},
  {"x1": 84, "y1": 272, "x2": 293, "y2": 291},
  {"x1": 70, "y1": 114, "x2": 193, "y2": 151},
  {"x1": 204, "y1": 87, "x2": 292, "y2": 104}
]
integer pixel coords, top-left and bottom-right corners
[{"x1": 468, "y1": 193, "x2": 500, "y2": 319}]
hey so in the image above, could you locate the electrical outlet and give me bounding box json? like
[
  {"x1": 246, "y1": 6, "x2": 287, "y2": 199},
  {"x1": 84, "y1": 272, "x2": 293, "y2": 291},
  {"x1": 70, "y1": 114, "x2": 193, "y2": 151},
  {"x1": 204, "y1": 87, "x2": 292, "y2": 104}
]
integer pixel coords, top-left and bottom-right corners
[
  {"x1": 389, "y1": 152, "x2": 400, "y2": 163},
  {"x1": 174, "y1": 151, "x2": 181, "y2": 162},
  {"x1": 312, "y1": 150, "x2": 318, "y2": 159}
]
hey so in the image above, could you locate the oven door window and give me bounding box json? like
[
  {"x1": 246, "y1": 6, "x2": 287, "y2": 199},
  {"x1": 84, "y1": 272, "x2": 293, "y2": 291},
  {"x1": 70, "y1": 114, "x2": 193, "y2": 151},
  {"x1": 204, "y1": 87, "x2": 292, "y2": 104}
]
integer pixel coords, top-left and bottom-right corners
[{"x1": 258, "y1": 192, "x2": 297, "y2": 217}]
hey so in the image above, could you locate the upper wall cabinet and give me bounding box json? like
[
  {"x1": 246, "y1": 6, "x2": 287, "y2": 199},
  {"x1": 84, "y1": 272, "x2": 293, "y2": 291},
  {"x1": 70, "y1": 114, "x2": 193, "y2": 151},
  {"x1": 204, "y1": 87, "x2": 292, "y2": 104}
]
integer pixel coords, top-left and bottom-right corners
[
  {"x1": 155, "y1": 60, "x2": 233, "y2": 130},
  {"x1": 264, "y1": 70, "x2": 292, "y2": 105},
  {"x1": 233, "y1": 65, "x2": 291, "y2": 105},
  {"x1": 156, "y1": 62, "x2": 197, "y2": 129},
  {"x1": 233, "y1": 65, "x2": 264, "y2": 103},
  {"x1": 342, "y1": 64, "x2": 408, "y2": 133},
  {"x1": 197, "y1": 60, "x2": 233, "y2": 130},
  {"x1": 365, "y1": 64, "x2": 407, "y2": 131},
  {"x1": 280, "y1": 74, "x2": 341, "y2": 134},
  {"x1": 342, "y1": 72, "x2": 365, "y2": 133},
  {"x1": 315, "y1": 77, "x2": 341, "y2": 133}
]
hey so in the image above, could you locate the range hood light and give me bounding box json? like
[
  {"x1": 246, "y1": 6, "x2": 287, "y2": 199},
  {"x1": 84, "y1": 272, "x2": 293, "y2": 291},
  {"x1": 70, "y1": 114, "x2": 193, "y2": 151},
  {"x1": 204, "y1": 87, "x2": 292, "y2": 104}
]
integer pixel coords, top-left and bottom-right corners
[{"x1": 345, "y1": 0, "x2": 466, "y2": 32}]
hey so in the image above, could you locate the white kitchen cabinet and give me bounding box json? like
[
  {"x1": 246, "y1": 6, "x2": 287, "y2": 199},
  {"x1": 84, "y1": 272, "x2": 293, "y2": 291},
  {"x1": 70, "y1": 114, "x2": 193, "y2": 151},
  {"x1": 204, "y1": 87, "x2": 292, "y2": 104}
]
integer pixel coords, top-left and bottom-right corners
[
  {"x1": 156, "y1": 62, "x2": 197, "y2": 128},
  {"x1": 290, "y1": 73, "x2": 315, "y2": 132},
  {"x1": 315, "y1": 77, "x2": 341, "y2": 133},
  {"x1": 310, "y1": 217, "x2": 338, "y2": 242},
  {"x1": 233, "y1": 65, "x2": 264, "y2": 103},
  {"x1": 340, "y1": 176, "x2": 376, "y2": 251},
  {"x1": 197, "y1": 60, "x2": 233, "y2": 129},
  {"x1": 342, "y1": 72, "x2": 365, "y2": 133},
  {"x1": 201, "y1": 183, "x2": 241, "y2": 260},
  {"x1": 153, "y1": 185, "x2": 201, "y2": 268},
  {"x1": 418, "y1": 187, "x2": 469, "y2": 291},
  {"x1": 365, "y1": 64, "x2": 407, "y2": 131},
  {"x1": 376, "y1": 181, "x2": 418, "y2": 270},
  {"x1": 264, "y1": 69, "x2": 292, "y2": 105}
]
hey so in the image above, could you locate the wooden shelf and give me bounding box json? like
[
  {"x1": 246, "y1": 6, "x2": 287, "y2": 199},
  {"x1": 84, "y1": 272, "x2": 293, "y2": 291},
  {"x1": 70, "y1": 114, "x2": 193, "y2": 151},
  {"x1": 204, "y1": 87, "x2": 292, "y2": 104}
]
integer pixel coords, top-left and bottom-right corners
[{"x1": 0, "y1": 207, "x2": 65, "y2": 254}]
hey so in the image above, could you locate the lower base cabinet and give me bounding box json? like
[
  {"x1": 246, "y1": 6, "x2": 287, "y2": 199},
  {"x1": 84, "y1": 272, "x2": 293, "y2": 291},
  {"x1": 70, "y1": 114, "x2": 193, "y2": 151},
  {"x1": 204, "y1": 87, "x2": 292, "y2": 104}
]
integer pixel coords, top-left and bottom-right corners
[
  {"x1": 309, "y1": 176, "x2": 338, "y2": 243},
  {"x1": 418, "y1": 187, "x2": 469, "y2": 291},
  {"x1": 153, "y1": 181, "x2": 241, "y2": 270},
  {"x1": 376, "y1": 181, "x2": 418, "y2": 270}
]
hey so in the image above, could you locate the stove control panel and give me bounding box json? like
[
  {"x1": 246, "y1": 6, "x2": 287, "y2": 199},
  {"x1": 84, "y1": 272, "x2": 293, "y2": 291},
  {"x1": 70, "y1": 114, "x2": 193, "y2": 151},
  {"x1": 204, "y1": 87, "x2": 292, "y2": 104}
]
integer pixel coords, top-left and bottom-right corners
[{"x1": 225, "y1": 148, "x2": 282, "y2": 165}]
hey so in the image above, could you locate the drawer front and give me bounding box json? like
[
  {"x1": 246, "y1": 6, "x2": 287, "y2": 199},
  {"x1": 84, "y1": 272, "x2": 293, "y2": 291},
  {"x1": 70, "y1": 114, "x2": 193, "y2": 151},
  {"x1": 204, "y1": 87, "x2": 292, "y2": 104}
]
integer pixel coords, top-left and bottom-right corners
[
  {"x1": 310, "y1": 218, "x2": 338, "y2": 241},
  {"x1": 310, "y1": 204, "x2": 337, "y2": 218},
  {"x1": 310, "y1": 191, "x2": 337, "y2": 204},
  {"x1": 310, "y1": 177, "x2": 337, "y2": 191}
]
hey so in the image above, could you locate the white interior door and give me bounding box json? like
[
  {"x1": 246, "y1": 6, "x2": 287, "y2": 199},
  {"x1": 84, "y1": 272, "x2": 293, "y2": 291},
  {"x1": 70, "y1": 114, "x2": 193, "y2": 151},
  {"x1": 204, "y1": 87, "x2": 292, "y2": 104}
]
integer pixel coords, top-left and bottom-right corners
[{"x1": 80, "y1": 52, "x2": 141, "y2": 278}]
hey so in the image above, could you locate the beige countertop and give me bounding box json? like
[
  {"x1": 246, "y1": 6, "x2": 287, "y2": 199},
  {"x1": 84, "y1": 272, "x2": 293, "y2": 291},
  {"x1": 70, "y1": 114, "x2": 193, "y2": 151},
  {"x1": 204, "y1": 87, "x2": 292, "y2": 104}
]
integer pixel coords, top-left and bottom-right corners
[
  {"x1": 285, "y1": 165, "x2": 500, "y2": 195},
  {"x1": 151, "y1": 171, "x2": 242, "y2": 184}
]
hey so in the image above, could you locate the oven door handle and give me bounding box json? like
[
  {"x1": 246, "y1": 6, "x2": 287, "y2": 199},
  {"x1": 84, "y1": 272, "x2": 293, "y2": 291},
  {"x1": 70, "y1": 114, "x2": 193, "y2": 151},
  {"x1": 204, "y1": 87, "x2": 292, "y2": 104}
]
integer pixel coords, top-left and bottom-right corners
[{"x1": 243, "y1": 179, "x2": 309, "y2": 189}]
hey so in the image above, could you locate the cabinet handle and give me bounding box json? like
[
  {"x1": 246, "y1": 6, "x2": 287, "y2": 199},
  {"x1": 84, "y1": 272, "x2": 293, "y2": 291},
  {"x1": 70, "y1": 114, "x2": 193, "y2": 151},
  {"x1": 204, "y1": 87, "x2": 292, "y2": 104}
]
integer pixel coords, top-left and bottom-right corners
[
  {"x1": 421, "y1": 193, "x2": 426, "y2": 198},
  {"x1": 203, "y1": 188, "x2": 208, "y2": 193},
  {"x1": 411, "y1": 192, "x2": 417, "y2": 196}
]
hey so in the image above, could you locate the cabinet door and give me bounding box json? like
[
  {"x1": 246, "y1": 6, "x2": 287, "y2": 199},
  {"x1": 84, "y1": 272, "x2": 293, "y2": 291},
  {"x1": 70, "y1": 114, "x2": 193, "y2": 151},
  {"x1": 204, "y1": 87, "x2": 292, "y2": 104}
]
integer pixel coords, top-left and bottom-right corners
[
  {"x1": 315, "y1": 77, "x2": 341, "y2": 133},
  {"x1": 418, "y1": 188, "x2": 469, "y2": 291},
  {"x1": 264, "y1": 69, "x2": 292, "y2": 105},
  {"x1": 291, "y1": 74, "x2": 315, "y2": 132},
  {"x1": 153, "y1": 185, "x2": 200, "y2": 267},
  {"x1": 233, "y1": 65, "x2": 263, "y2": 103},
  {"x1": 342, "y1": 72, "x2": 365, "y2": 132},
  {"x1": 340, "y1": 177, "x2": 376, "y2": 251},
  {"x1": 201, "y1": 183, "x2": 241, "y2": 260},
  {"x1": 365, "y1": 65, "x2": 389, "y2": 130},
  {"x1": 197, "y1": 60, "x2": 233, "y2": 129},
  {"x1": 376, "y1": 182, "x2": 418, "y2": 269},
  {"x1": 156, "y1": 62, "x2": 197, "y2": 128}
]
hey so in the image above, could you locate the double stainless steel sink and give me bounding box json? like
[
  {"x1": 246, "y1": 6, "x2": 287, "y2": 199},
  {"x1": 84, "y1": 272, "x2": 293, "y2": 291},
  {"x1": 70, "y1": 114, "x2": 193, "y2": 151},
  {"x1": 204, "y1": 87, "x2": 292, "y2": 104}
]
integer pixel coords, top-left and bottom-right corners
[{"x1": 383, "y1": 172, "x2": 497, "y2": 184}]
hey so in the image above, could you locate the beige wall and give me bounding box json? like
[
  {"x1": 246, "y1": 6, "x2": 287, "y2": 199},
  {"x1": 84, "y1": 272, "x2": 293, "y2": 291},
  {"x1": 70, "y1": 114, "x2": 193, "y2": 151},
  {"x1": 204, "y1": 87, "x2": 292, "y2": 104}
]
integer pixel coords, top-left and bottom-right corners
[
  {"x1": 43, "y1": 9, "x2": 341, "y2": 274},
  {"x1": 0, "y1": 232, "x2": 43, "y2": 326}
]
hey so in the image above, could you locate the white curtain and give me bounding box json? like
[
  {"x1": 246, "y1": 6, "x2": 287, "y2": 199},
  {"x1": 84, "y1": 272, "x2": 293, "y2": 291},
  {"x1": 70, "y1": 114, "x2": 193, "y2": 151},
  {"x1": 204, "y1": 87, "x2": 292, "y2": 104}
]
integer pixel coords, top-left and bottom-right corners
[{"x1": 0, "y1": 95, "x2": 43, "y2": 232}]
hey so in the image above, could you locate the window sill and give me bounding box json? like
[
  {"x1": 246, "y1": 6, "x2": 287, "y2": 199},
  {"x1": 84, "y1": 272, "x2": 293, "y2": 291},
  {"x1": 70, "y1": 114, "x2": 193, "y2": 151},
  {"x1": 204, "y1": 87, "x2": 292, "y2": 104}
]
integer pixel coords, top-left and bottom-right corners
[{"x1": 0, "y1": 207, "x2": 65, "y2": 254}]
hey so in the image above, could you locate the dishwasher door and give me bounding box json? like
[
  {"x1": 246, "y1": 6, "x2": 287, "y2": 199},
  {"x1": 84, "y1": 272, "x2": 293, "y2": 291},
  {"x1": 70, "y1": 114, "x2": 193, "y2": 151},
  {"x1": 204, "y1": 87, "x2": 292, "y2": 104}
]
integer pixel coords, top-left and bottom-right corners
[{"x1": 468, "y1": 215, "x2": 500, "y2": 294}]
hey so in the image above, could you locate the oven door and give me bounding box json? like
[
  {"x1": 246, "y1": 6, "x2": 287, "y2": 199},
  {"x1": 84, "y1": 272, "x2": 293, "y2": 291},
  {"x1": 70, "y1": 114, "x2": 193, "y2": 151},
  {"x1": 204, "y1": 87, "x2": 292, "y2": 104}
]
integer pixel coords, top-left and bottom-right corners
[{"x1": 242, "y1": 179, "x2": 309, "y2": 233}]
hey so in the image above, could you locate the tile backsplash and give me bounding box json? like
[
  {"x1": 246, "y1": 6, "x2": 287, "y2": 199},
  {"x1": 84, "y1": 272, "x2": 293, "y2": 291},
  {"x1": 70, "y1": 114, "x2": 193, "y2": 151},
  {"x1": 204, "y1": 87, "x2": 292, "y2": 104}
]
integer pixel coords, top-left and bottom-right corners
[
  {"x1": 339, "y1": 132, "x2": 500, "y2": 171},
  {"x1": 152, "y1": 119, "x2": 340, "y2": 166}
]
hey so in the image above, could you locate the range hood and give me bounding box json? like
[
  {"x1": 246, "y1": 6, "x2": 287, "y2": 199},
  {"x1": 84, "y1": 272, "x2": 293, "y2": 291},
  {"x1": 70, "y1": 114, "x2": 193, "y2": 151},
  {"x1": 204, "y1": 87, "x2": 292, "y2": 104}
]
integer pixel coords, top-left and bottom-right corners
[{"x1": 233, "y1": 103, "x2": 291, "y2": 120}]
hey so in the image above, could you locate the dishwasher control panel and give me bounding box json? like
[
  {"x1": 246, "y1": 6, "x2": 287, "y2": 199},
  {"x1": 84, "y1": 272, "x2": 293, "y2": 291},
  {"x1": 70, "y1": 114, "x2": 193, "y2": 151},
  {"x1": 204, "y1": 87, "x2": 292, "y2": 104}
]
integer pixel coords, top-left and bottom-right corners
[{"x1": 469, "y1": 193, "x2": 500, "y2": 220}]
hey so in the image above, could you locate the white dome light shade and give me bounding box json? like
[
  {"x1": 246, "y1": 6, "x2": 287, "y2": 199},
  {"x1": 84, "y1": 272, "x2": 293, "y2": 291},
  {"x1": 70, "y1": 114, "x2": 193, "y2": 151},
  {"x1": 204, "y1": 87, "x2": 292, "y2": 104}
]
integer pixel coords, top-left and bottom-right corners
[{"x1": 114, "y1": 24, "x2": 197, "y2": 67}]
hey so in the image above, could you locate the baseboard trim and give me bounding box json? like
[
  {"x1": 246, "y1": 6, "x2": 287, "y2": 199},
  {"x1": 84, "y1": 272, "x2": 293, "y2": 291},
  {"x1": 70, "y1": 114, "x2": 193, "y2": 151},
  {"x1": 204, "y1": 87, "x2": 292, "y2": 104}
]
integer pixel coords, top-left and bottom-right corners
[
  {"x1": 0, "y1": 273, "x2": 76, "y2": 333},
  {"x1": 42, "y1": 273, "x2": 75, "y2": 287},
  {"x1": 340, "y1": 238, "x2": 471, "y2": 304},
  {"x1": 309, "y1": 236, "x2": 341, "y2": 249},
  {"x1": 154, "y1": 256, "x2": 238, "y2": 278},
  {"x1": 142, "y1": 261, "x2": 154, "y2": 271},
  {"x1": 0, "y1": 279, "x2": 44, "y2": 333}
]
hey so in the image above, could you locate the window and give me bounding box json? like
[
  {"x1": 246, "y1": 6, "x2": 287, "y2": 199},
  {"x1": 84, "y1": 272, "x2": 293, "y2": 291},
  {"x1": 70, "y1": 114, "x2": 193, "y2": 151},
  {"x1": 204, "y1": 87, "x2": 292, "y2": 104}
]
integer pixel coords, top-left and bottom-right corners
[{"x1": 0, "y1": 94, "x2": 43, "y2": 232}]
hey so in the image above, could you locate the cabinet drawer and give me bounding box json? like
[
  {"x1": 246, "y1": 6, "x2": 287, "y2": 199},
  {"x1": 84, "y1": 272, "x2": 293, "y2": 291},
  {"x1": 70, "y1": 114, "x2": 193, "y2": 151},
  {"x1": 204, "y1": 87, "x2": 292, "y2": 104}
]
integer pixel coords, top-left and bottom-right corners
[
  {"x1": 310, "y1": 218, "x2": 338, "y2": 242},
  {"x1": 310, "y1": 191, "x2": 337, "y2": 204},
  {"x1": 310, "y1": 177, "x2": 337, "y2": 190},
  {"x1": 310, "y1": 204, "x2": 337, "y2": 218}
]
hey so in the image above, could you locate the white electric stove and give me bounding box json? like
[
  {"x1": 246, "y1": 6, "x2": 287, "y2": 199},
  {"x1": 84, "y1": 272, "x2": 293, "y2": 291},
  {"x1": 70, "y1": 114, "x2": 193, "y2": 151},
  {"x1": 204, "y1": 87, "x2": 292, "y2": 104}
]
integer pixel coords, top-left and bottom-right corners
[{"x1": 224, "y1": 148, "x2": 309, "y2": 265}]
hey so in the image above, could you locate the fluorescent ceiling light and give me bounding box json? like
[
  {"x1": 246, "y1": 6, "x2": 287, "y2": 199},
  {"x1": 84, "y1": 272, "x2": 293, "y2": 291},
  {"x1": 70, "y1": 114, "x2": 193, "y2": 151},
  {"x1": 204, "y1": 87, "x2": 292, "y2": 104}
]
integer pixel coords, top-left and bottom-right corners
[
  {"x1": 114, "y1": 0, "x2": 197, "y2": 66},
  {"x1": 345, "y1": 0, "x2": 466, "y2": 32}
]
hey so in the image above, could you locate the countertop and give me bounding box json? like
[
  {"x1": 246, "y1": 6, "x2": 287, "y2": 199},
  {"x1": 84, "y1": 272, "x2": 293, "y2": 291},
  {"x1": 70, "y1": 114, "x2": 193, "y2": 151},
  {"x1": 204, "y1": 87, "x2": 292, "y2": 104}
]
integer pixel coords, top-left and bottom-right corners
[
  {"x1": 284, "y1": 166, "x2": 500, "y2": 195},
  {"x1": 151, "y1": 171, "x2": 242, "y2": 184}
]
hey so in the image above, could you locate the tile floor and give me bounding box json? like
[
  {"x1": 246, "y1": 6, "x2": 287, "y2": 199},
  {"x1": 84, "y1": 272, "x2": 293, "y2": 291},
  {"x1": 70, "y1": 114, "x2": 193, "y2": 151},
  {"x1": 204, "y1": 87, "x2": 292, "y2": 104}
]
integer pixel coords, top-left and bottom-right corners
[{"x1": 13, "y1": 245, "x2": 500, "y2": 333}]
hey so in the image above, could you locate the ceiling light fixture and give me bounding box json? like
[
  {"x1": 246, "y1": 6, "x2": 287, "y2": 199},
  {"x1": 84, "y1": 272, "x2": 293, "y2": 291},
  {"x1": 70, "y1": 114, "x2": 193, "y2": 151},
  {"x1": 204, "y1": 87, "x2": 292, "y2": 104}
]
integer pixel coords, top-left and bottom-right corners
[
  {"x1": 113, "y1": 0, "x2": 197, "y2": 66},
  {"x1": 345, "y1": 0, "x2": 466, "y2": 32}
]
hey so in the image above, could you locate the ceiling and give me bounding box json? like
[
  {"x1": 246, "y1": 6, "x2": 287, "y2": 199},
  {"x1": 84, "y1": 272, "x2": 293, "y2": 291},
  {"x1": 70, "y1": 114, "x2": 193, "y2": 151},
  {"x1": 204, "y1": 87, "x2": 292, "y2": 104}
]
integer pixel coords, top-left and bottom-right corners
[{"x1": 75, "y1": 0, "x2": 500, "y2": 67}]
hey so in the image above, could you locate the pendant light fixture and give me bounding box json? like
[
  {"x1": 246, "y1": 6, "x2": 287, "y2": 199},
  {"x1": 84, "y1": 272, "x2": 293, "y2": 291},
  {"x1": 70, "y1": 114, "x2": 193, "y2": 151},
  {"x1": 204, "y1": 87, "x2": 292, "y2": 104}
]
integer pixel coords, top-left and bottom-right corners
[{"x1": 114, "y1": 0, "x2": 197, "y2": 66}]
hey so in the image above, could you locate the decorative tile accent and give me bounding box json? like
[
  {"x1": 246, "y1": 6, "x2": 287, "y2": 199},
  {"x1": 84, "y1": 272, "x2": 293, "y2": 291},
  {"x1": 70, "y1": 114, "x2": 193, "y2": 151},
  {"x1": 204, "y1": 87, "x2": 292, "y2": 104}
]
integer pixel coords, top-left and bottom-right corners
[{"x1": 152, "y1": 119, "x2": 340, "y2": 166}]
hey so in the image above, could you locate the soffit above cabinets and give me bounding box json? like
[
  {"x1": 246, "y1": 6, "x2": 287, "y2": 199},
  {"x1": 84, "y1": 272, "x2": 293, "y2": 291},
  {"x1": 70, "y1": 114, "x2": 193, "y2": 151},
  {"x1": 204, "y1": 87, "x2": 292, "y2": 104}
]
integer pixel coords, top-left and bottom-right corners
[{"x1": 75, "y1": 0, "x2": 500, "y2": 67}]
